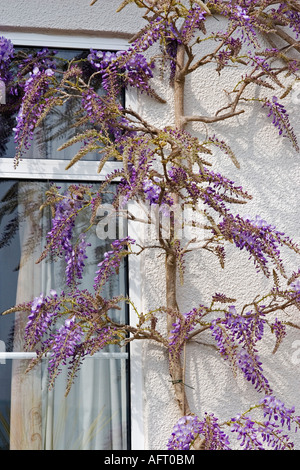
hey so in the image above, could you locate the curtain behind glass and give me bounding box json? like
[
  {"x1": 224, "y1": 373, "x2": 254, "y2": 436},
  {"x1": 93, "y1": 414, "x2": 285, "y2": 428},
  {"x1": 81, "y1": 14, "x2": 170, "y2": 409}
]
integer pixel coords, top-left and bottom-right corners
[
  {"x1": 6, "y1": 180, "x2": 128, "y2": 450},
  {"x1": 9, "y1": 181, "x2": 46, "y2": 449}
]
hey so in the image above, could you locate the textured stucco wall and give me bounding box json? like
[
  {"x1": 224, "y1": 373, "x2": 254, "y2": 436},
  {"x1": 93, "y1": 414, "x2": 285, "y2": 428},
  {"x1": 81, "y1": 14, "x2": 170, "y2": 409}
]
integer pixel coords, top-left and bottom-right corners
[
  {"x1": 137, "y1": 63, "x2": 300, "y2": 448},
  {"x1": 0, "y1": 0, "x2": 143, "y2": 37},
  {"x1": 1, "y1": 0, "x2": 300, "y2": 450},
  {"x1": 130, "y1": 22, "x2": 300, "y2": 449}
]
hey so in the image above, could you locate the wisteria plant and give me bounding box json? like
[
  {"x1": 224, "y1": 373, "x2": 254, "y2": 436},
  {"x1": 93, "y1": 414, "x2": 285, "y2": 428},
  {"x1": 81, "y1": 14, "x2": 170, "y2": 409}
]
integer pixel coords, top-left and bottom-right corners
[{"x1": 2, "y1": 0, "x2": 300, "y2": 450}]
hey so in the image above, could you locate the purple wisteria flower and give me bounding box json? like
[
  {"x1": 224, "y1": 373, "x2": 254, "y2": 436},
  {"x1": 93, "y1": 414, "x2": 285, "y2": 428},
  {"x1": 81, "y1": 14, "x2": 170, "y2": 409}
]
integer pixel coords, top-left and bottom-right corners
[
  {"x1": 13, "y1": 66, "x2": 55, "y2": 162},
  {"x1": 65, "y1": 233, "x2": 90, "y2": 287},
  {"x1": 142, "y1": 178, "x2": 161, "y2": 204},
  {"x1": 271, "y1": 318, "x2": 286, "y2": 353},
  {"x1": 16, "y1": 47, "x2": 57, "y2": 78},
  {"x1": 167, "y1": 415, "x2": 201, "y2": 450},
  {"x1": 128, "y1": 16, "x2": 164, "y2": 52},
  {"x1": 183, "y1": 6, "x2": 206, "y2": 35},
  {"x1": 87, "y1": 48, "x2": 155, "y2": 96},
  {"x1": 290, "y1": 279, "x2": 300, "y2": 303},
  {"x1": 260, "y1": 395, "x2": 300, "y2": 432},
  {"x1": 81, "y1": 88, "x2": 130, "y2": 141},
  {"x1": 23, "y1": 286, "x2": 122, "y2": 390},
  {"x1": 94, "y1": 236, "x2": 135, "y2": 292},
  {"x1": 116, "y1": 137, "x2": 173, "y2": 207},
  {"x1": 236, "y1": 348, "x2": 270, "y2": 392},
  {"x1": 167, "y1": 395, "x2": 300, "y2": 450},
  {"x1": 167, "y1": 163, "x2": 251, "y2": 218},
  {"x1": 25, "y1": 289, "x2": 59, "y2": 349},
  {"x1": 0, "y1": 37, "x2": 14, "y2": 94},
  {"x1": 215, "y1": 1, "x2": 259, "y2": 46},
  {"x1": 210, "y1": 306, "x2": 271, "y2": 393},
  {"x1": 87, "y1": 9, "x2": 205, "y2": 92},
  {"x1": 47, "y1": 315, "x2": 84, "y2": 385},
  {"x1": 230, "y1": 415, "x2": 266, "y2": 450},
  {"x1": 263, "y1": 96, "x2": 299, "y2": 151},
  {"x1": 37, "y1": 186, "x2": 93, "y2": 287},
  {"x1": 271, "y1": 3, "x2": 300, "y2": 39},
  {"x1": 167, "y1": 413, "x2": 231, "y2": 450},
  {"x1": 0, "y1": 36, "x2": 14, "y2": 69},
  {"x1": 218, "y1": 213, "x2": 300, "y2": 278},
  {"x1": 230, "y1": 395, "x2": 300, "y2": 449}
]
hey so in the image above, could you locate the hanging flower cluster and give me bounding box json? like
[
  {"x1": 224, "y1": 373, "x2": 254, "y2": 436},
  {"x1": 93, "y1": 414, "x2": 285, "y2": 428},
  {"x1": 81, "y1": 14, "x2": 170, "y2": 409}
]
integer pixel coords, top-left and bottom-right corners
[
  {"x1": 88, "y1": 49, "x2": 155, "y2": 96},
  {"x1": 39, "y1": 185, "x2": 89, "y2": 267},
  {"x1": 81, "y1": 88, "x2": 127, "y2": 141},
  {"x1": 0, "y1": 36, "x2": 14, "y2": 76},
  {"x1": 167, "y1": 413, "x2": 231, "y2": 450},
  {"x1": 271, "y1": 3, "x2": 300, "y2": 39},
  {"x1": 13, "y1": 66, "x2": 55, "y2": 165},
  {"x1": 168, "y1": 394, "x2": 300, "y2": 450},
  {"x1": 25, "y1": 289, "x2": 60, "y2": 350},
  {"x1": 65, "y1": 233, "x2": 90, "y2": 287},
  {"x1": 218, "y1": 214, "x2": 300, "y2": 277},
  {"x1": 16, "y1": 47, "x2": 58, "y2": 77},
  {"x1": 263, "y1": 96, "x2": 299, "y2": 151},
  {"x1": 22, "y1": 288, "x2": 122, "y2": 390},
  {"x1": 93, "y1": 236, "x2": 135, "y2": 292},
  {"x1": 210, "y1": 305, "x2": 271, "y2": 393},
  {"x1": 0, "y1": 37, "x2": 15, "y2": 103}
]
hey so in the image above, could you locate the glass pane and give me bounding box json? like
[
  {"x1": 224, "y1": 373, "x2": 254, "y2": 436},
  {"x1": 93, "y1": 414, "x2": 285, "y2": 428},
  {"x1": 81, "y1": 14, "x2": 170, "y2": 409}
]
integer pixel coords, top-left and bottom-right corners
[
  {"x1": 0, "y1": 47, "x2": 123, "y2": 161},
  {"x1": 0, "y1": 356, "x2": 129, "y2": 450},
  {"x1": 0, "y1": 180, "x2": 129, "y2": 450}
]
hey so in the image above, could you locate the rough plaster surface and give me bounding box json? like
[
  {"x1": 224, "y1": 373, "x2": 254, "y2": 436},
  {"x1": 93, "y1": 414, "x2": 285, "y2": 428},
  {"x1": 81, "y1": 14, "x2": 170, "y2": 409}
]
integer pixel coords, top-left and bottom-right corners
[
  {"x1": 0, "y1": 0, "x2": 144, "y2": 37},
  {"x1": 135, "y1": 32, "x2": 300, "y2": 448},
  {"x1": 140, "y1": 64, "x2": 300, "y2": 449},
  {"x1": 1, "y1": 1, "x2": 300, "y2": 450},
  {"x1": 139, "y1": 66, "x2": 300, "y2": 447}
]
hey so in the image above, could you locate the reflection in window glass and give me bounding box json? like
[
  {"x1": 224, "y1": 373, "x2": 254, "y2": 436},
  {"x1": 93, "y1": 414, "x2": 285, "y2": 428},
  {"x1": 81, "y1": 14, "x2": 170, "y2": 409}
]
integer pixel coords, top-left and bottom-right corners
[
  {"x1": 0, "y1": 180, "x2": 129, "y2": 450},
  {"x1": 0, "y1": 47, "x2": 123, "y2": 161}
]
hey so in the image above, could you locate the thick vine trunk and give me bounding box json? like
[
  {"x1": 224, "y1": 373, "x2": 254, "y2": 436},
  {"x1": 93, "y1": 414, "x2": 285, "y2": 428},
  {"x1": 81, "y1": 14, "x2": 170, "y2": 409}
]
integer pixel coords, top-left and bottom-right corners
[
  {"x1": 166, "y1": 252, "x2": 191, "y2": 416},
  {"x1": 166, "y1": 42, "x2": 191, "y2": 417},
  {"x1": 166, "y1": 46, "x2": 207, "y2": 450}
]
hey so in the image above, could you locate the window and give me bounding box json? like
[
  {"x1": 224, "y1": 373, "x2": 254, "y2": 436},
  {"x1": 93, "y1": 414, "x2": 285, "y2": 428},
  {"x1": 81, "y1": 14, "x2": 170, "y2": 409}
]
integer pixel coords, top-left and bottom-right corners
[{"x1": 0, "y1": 34, "x2": 143, "y2": 450}]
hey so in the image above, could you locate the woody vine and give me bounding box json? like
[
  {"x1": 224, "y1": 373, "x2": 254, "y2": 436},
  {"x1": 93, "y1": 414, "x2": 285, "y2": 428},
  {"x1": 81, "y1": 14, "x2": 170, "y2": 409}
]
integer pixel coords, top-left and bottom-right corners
[{"x1": 1, "y1": 0, "x2": 300, "y2": 449}]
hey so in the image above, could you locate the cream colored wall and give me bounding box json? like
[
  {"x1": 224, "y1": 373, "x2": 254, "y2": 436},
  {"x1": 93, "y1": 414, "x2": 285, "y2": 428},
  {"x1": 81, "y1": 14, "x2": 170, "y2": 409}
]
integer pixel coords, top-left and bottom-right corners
[
  {"x1": 138, "y1": 62, "x2": 300, "y2": 448},
  {"x1": 1, "y1": 0, "x2": 300, "y2": 450},
  {"x1": 0, "y1": 0, "x2": 143, "y2": 37}
]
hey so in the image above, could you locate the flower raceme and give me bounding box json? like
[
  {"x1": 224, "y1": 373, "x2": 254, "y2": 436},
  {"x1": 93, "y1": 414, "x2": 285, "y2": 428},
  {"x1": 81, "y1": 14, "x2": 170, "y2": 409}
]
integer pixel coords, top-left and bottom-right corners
[
  {"x1": 87, "y1": 49, "x2": 155, "y2": 95},
  {"x1": 25, "y1": 290, "x2": 60, "y2": 350},
  {"x1": 65, "y1": 233, "x2": 90, "y2": 287},
  {"x1": 218, "y1": 214, "x2": 300, "y2": 278},
  {"x1": 38, "y1": 185, "x2": 91, "y2": 288},
  {"x1": 263, "y1": 96, "x2": 299, "y2": 152},
  {"x1": 23, "y1": 287, "x2": 122, "y2": 390},
  {"x1": 39, "y1": 184, "x2": 136, "y2": 291},
  {"x1": 210, "y1": 305, "x2": 271, "y2": 394},
  {"x1": 168, "y1": 394, "x2": 300, "y2": 450},
  {"x1": 47, "y1": 315, "x2": 84, "y2": 385},
  {"x1": 0, "y1": 35, "x2": 14, "y2": 84},
  {"x1": 93, "y1": 237, "x2": 135, "y2": 292},
  {"x1": 0, "y1": 36, "x2": 14, "y2": 66},
  {"x1": 167, "y1": 413, "x2": 231, "y2": 450},
  {"x1": 13, "y1": 66, "x2": 55, "y2": 165}
]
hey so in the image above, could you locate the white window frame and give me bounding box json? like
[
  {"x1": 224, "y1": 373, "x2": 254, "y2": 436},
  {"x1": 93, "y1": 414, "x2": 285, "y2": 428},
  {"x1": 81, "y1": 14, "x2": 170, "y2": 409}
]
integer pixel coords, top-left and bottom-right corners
[{"x1": 0, "y1": 31, "x2": 144, "y2": 450}]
